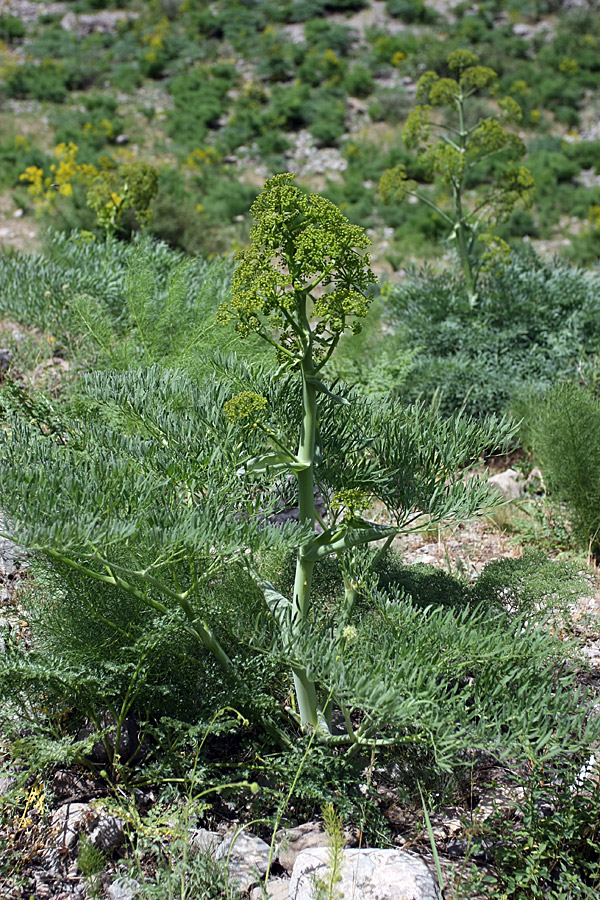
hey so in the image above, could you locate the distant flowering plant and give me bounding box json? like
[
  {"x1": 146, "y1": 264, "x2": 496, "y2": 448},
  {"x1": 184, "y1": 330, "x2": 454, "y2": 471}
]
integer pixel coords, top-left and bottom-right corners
[
  {"x1": 20, "y1": 143, "x2": 158, "y2": 235},
  {"x1": 379, "y1": 49, "x2": 535, "y2": 302}
]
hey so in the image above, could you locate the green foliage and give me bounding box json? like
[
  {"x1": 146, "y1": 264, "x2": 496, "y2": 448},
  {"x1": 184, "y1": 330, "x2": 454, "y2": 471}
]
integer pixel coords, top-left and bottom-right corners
[
  {"x1": 86, "y1": 161, "x2": 159, "y2": 234},
  {"x1": 325, "y1": 298, "x2": 418, "y2": 399},
  {"x1": 1, "y1": 192, "x2": 598, "y2": 900},
  {"x1": 519, "y1": 382, "x2": 600, "y2": 558},
  {"x1": 167, "y1": 65, "x2": 236, "y2": 149},
  {"x1": 342, "y1": 64, "x2": 375, "y2": 98},
  {"x1": 379, "y1": 49, "x2": 534, "y2": 298},
  {"x1": 3, "y1": 60, "x2": 69, "y2": 103},
  {"x1": 0, "y1": 136, "x2": 48, "y2": 189},
  {"x1": 385, "y1": 0, "x2": 436, "y2": 24},
  {"x1": 0, "y1": 14, "x2": 26, "y2": 41},
  {"x1": 480, "y1": 760, "x2": 600, "y2": 899},
  {"x1": 0, "y1": 229, "x2": 219, "y2": 331},
  {"x1": 311, "y1": 803, "x2": 344, "y2": 900},
  {"x1": 77, "y1": 835, "x2": 106, "y2": 879},
  {"x1": 386, "y1": 249, "x2": 600, "y2": 417}
]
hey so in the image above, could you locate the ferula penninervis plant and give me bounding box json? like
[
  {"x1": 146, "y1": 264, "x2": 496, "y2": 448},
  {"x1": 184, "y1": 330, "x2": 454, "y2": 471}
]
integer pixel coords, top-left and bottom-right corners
[
  {"x1": 4, "y1": 175, "x2": 570, "y2": 761},
  {"x1": 379, "y1": 50, "x2": 535, "y2": 302},
  {"x1": 217, "y1": 173, "x2": 510, "y2": 733}
]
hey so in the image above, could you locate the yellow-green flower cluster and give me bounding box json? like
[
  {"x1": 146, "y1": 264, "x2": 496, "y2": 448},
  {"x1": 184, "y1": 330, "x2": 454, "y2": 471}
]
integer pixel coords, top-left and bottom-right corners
[
  {"x1": 224, "y1": 391, "x2": 268, "y2": 425},
  {"x1": 378, "y1": 165, "x2": 417, "y2": 205},
  {"x1": 220, "y1": 174, "x2": 376, "y2": 348},
  {"x1": 330, "y1": 488, "x2": 370, "y2": 518}
]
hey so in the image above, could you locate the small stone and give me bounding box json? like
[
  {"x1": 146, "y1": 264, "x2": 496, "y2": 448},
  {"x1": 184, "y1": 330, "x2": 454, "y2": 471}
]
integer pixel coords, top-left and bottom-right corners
[
  {"x1": 51, "y1": 767, "x2": 99, "y2": 801},
  {"x1": 0, "y1": 349, "x2": 12, "y2": 371},
  {"x1": 474, "y1": 783, "x2": 525, "y2": 824},
  {"x1": 0, "y1": 775, "x2": 17, "y2": 794},
  {"x1": 77, "y1": 713, "x2": 140, "y2": 764},
  {"x1": 107, "y1": 876, "x2": 140, "y2": 900},
  {"x1": 487, "y1": 468, "x2": 525, "y2": 502},
  {"x1": 51, "y1": 802, "x2": 92, "y2": 849},
  {"x1": 189, "y1": 827, "x2": 220, "y2": 856},
  {"x1": 215, "y1": 830, "x2": 271, "y2": 892},
  {"x1": 40, "y1": 847, "x2": 62, "y2": 875},
  {"x1": 251, "y1": 877, "x2": 291, "y2": 899},
  {"x1": 88, "y1": 813, "x2": 125, "y2": 852},
  {"x1": 61, "y1": 11, "x2": 77, "y2": 31},
  {"x1": 276, "y1": 822, "x2": 327, "y2": 874},
  {"x1": 13, "y1": 208, "x2": 24, "y2": 218}
]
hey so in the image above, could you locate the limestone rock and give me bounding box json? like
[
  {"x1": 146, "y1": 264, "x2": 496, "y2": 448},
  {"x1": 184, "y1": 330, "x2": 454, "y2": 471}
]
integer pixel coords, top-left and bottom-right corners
[
  {"x1": 289, "y1": 848, "x2": 440, "y2": 900},
  {"x1": 0, "y1": 774, "x2": 17, "y2": 795},
  {"x1": 88, "y1": 813, "x2": 125, "y2": 852},
  {"x1": 0, "y1": 349, "x2": 12, "y2": 371},
  {"x1": 107, "y1": 877, "x2": 140, "y2": 900},
  {"x1": 51, "y1": 801, "x2": 92, "y2": 849},
  {"x1": 189, "y1": 827, "x2": 220, "y2": 856},
  {"x1": 487, "y1": 468, "x2": 525, "y2": 502},
  {"x1": 251, "y1": 877, "x2": 291, "y2": 900},
  {"x1": 215, "y1": 830, "x2": 271, "y2": 892},
  {"x1": 276, "y1": 822, "x2": 328, "y2": 873}
]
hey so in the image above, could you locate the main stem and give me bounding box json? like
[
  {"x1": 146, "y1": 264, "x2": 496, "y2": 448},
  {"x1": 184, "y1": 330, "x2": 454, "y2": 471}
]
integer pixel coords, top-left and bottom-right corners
[
  {"x1": 455, "y1": 90, "x2": 475, "y2": 299},
  {"x1": 291, "y1": 312, "x2": 321, "y2": 729}
]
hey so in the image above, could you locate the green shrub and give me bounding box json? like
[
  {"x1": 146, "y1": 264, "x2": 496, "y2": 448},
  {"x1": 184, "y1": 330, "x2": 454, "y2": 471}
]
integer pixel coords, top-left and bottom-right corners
[
  {"x1": 564, "y1": 140, "x2": 600, "y2": 172},
  {"x1": 4, "y1": 60, "x2": 69, "y2": 103},
  {"x1": 167, "y1": 65, "x2": 236, "y2": 149},
  {"x1": 343, "y1": 64, "x2": 375, "y2": 98},
  {"x1": 386, "y1": 250, "x2": 600, "y2": 417},
  {"x1": 480, "y1": 758, "x2": 600, "y2": 899},
  {"x1": 385, "y1": 0, "x2": 437, "y2": 23},
  {"x1": 519, "y1": 382, "x2": 600, "y2": 558},
  {"x1": 0, "y1": 137, "x2": 48, "y2": 190},
  {"x1": 108, "y1": 63, "x2": 142, "y2": 92},
  {"x1": 0, "y1": 14, "x2": 25, "y2": 41},
  {"x1": 303, "y1": 19, "x2": 356, "y2": 56},
  {"x1": 306, "y1": 90, "x2": 347, "y2": 146}
]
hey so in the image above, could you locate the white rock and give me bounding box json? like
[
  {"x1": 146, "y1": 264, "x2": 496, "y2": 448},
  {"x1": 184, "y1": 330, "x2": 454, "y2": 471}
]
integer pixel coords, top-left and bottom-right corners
[
  {"x1": 251, "y1": 878, "x2": 291, "y2": 900},
  {"x1": 188, "y1": 827, "x2": 220, "y2": 856},
  {"x1": 51, "y1": 801, "x2": 91, "y2": 849},
  {"x1": 487, "y1": 468, "x2": 525, "y2": 501},
  {"x1": 61, "y1": 11, "x2": 77, "y2": 31},
  {"x1": 215, "y1": 830, "x2": 271, "y2": 892},
  {"x1": 107, "y1": 877, "x2": 140, "y2": 900},
  {"x1": 290, "y1": 848, "x2": 440, "y2": 900},
  {"x1": 0, "y1": 775, "x2": 17, "y2": 794},
  {"x1": 276, "y1": 822, "x2": 327, "y2": 873}
]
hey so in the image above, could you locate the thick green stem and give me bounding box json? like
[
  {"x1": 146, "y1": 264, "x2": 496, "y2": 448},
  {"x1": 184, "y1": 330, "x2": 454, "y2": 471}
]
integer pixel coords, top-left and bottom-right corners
[
  {"x1": 291, "y1": 333, "x2": 321, "y2": 729},
  {"x1": 455, "y1": 91, "x2": 475, "y2": 299}
]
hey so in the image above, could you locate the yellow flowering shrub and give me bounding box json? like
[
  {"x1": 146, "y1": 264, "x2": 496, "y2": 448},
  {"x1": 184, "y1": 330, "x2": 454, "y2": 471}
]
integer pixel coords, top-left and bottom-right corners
[{"x1": 19, "y1": 143, "x2": 158, "y2": 234}]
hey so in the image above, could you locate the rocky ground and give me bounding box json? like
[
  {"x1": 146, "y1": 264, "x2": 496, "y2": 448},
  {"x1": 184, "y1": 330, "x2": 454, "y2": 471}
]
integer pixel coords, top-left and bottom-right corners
[{"x1": 1, "y1": 469, "x2": 599, "y2": 899}]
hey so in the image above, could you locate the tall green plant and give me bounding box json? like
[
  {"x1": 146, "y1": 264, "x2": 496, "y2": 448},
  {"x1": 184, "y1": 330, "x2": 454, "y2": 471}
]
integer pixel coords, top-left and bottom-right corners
[
  {"x1": 519, "y1": 381, "x2": 600, "y2": 559},
  {"x1": 217, "y1": 173, "x2": 508, "y2": 731},
  {"x1": 1, "y1": 177, "x2": 593, "y2": 767},
  {"x1": 379, "y1": 50, "x2": 535, "y2": 300}
]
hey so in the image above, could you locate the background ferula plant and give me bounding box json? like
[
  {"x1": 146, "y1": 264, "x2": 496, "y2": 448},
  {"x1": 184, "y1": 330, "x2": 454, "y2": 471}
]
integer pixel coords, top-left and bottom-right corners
[{"x1": 379, "y1": 49, "x2": 535, "y2": 301}]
